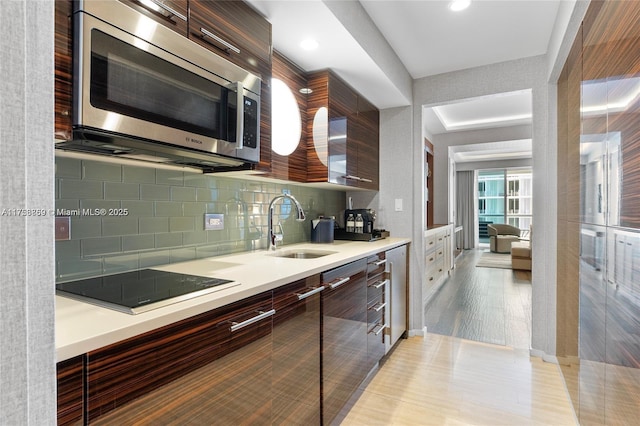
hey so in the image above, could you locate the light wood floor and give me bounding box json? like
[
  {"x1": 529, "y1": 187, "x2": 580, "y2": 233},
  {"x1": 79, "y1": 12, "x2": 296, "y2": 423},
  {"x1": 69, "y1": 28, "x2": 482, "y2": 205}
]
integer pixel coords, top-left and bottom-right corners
[
  {"x1": 425, "y1": 249, "x2": 532, "y2": 349},
  {"x1": 341, "y1": 333, "x2": 578, "y2": 425}
]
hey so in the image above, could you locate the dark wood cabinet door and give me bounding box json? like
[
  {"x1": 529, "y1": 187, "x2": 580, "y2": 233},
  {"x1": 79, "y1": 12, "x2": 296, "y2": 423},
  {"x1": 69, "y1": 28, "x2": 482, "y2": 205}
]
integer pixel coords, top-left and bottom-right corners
[
  {"x1": 54, "y1": 0, "x2": 73, "y2": 141},
  {"x1": 188, "y1": 0, "x2": 271, "y2": 78},
  {"x1": 355, "y1": 96, "x2": 380, "y2": 190},
  {"x1": 118, "y1": 0, "x2": 188, "y2": 36},
  {"x1": 305, "y1": 70, "x2": 379, "y2": 190},
  {"x1": 321, "y1": 259, "x2": 368, "y2": 425},
  {"x1": 272, "y1": 275, "x2": 322, "y2": 425},
  {"x1": 328, "y1": 73, "x2": 359, "y2": 187},
  {"x1": 270, "y1": 51, "x2": 308, "y2": 182},
  {"x1": 85, "y1": 291, "x2": 273, "y2": 424},
  {"x1": 57, "y1": 355, "x2": 84, "y2": 426}
]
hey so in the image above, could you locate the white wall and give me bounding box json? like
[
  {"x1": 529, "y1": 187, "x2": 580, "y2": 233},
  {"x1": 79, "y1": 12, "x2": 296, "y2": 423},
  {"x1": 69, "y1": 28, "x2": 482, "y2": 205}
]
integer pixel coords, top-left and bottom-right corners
[
  {"x1": 0, "y1": 0, "x2": 56, "y2": 423},
  {"x1": 412, "y1": 55, "x2": 558, "y2": 357}
]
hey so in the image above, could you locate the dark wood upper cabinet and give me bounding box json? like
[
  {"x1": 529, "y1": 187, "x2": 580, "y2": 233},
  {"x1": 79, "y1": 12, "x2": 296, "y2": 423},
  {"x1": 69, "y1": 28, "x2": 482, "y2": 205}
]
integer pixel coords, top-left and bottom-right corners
[
  {"x1": 188, "y1": 0, "x2": 271, "y2": 79},
  {"x1": 354, "y1": 96, "x2": 380, "y2": 190},
  {"x1": 118, "y1": 0, "x2": 188, "y2": 36},
  {"x1": 54, "y1": 0, "x2": 73, "y2": 141},
  {"x1": 307, "y1": 70, "x2": 379, "y2": 190},
  {"x1": 269, "y1": 51, "x2": 309, "y2": 182},
  {"x1": 187, "y1": 0, "x2": 273, "y2": 173}
]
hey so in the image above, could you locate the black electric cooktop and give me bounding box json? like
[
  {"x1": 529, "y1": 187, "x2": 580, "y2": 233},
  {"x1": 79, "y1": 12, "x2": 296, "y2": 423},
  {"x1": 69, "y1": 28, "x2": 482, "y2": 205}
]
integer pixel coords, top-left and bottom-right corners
[{"x1": 56, "y1": 269, "x2": 239, "y2": 314}]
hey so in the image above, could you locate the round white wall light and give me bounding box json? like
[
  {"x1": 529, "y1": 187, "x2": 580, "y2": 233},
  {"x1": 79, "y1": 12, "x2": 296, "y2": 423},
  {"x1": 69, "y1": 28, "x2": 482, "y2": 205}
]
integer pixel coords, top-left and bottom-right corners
[
  {"x1": 312, "y1": 107, "x2": 329, "y2": 166},
  {"x1": 271, "y1": 78, "x2": 302, "y2": 156}
]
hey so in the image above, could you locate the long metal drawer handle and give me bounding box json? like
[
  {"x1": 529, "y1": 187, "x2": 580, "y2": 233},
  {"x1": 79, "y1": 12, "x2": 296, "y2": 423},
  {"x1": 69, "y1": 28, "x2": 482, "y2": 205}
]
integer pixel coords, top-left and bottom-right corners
[
  {"x1": 359, "y1": 177, "x2": 373, "y2": 183},
  {"x1": 296, "y1": 286, "x2": 325, "y2": 300},
  {"x1": 200, "y1": 27, "x2": 241, "y2": 54},
  {"x1": 341, "y1": 175, "x2": 361, "y2": 181},
  {"x1": 370, "y1": 302, "x2": 386, "y2": 312},
  {"x1": 329, "y1": 277, "x2": 350, "y2": 289},
  {"x1": 143, "y1": 0, "x2": 187, "y2": 21},
  {"x1": 374, "y1": 323, "x2": 389, "y2": 336},
  {"x1": 372, "y1": 279, "x2": 389, "y2": 289},
  {"x1": 374, "y1": 259, "x2": 387, "y2": 266},
  {"x1": 230, "y1": 309, "x2": 275, "y2": 332}
]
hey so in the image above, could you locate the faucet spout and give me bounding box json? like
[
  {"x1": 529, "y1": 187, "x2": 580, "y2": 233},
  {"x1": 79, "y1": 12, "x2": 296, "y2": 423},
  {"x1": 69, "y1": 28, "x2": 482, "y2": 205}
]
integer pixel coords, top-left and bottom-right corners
[{"x1": 268, "y1": 194, "x2": 306, "y2": 251}]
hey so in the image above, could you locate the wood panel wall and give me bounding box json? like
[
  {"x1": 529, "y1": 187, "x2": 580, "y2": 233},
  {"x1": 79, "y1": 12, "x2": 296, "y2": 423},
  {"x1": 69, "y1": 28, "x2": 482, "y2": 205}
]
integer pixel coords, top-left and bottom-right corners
[{"x1": 558, "y1": 0, "x2": 640, "y2": 422}]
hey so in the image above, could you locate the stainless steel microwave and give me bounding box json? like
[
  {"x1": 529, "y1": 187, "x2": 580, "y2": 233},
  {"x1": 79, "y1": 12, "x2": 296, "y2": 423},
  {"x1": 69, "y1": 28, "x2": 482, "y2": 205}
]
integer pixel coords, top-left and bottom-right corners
[{"x1": 58, "y1": 0, "x2": 261, "y2": 170}]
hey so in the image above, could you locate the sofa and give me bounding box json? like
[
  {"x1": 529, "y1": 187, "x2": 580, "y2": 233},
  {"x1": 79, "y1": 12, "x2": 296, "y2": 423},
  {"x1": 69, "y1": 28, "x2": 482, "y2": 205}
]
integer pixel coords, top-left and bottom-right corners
[
  {"x1": 488, "y1": 224, "x2": 521, "y2": 253},
  {"x1": 511, "y1": 225, "x2": 532, "y2": 271}
]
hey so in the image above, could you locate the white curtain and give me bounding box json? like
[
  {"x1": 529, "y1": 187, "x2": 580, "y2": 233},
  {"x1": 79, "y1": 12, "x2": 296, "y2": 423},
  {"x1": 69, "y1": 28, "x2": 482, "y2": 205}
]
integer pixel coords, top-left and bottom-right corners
[{"x1": 456, "y1": 170, "x2": 477, "y2": 249}]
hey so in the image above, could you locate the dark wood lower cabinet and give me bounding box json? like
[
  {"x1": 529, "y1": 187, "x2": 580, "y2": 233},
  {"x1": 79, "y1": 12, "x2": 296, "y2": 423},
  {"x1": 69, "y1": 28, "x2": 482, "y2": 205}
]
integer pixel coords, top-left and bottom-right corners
[
  {"x1": 272, "y1": 275, "x2": 322, "y2": 425},
  {"x1": 57, "y1": 355, "x2": 84, "y2": 426},
  {"x1": 366, "y1": 253, "x2": 387, "y2": 368},
  {"x1": 86, "y1": 291, "x2": 274, "y2": 424},
  {"x1": 321, "y1": 259, "x2": 368, "y2": 425},
  {"x1": 56, "y1": 253, "x2": 403, "y2": 425}
]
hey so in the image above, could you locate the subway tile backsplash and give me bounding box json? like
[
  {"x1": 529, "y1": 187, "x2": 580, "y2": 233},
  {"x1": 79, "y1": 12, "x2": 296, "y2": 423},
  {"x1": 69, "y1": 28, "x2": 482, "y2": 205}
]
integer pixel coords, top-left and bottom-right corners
[{"x1": 55, "y1": 157, "x2": 344, "y2": 282}]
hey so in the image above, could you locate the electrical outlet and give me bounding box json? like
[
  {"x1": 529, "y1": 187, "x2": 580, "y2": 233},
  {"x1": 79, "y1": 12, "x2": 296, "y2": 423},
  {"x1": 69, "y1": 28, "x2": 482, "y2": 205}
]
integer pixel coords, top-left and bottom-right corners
[
  {"x1": 55, "y1": 216, "x2": 71, "y2": 241},
  {"x1": 204, "y1": 213, "x2": 224, "y2": 230}
]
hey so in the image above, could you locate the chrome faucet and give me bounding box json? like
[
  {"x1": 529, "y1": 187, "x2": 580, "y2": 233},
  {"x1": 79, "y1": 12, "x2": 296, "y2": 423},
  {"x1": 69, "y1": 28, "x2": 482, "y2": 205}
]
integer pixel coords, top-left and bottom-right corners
[{"x1": 268, "y1": 194, "x2": 306, "y2": 251}]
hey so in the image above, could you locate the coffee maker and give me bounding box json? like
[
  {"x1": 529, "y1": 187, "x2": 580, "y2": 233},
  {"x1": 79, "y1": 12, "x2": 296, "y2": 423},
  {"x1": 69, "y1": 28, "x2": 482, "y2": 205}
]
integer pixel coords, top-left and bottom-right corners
[
  {"x1": 344, "y1": 209, "x2": 376, "y2": 234},
  {"x1": 334, "y1": 209, "x2": 388, "y2": 241}
]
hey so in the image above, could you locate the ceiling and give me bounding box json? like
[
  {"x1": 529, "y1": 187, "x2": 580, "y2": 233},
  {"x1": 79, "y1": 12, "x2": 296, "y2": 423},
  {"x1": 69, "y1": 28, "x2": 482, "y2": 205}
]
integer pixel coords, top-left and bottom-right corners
[
  {"x1": 247, "y1": 0, "x2": 562, "y2": 109},
  {"x1": 360, "y1": 0, "x2": 561, "y2": 79},
  {"x1": 247, "y1": 0, "x2": 561, "y2": 162},
  {"x1": 423, "y1": 89, "x2": 532, "y2": 135}
]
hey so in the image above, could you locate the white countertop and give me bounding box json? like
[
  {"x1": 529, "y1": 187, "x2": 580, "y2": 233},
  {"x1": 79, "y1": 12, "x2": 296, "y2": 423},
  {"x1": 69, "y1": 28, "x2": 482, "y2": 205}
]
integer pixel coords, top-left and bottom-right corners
[{"x1": 56, "y1": 238, "x2": 410, "y2": 361}]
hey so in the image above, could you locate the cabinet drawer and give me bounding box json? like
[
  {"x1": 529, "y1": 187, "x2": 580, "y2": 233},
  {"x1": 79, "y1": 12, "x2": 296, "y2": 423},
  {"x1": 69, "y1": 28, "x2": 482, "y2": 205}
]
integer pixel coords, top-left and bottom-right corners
[
  {"x1": 367, "y1": 276, "x2": 387, "y2": 305},
  {"x1": 118, "y1": 0, "x2": 188, "y2": 36},
  {"x1": 425, "y1": 233, "x2": 437, "y2": 251},
  {"x1": 367, "y1": 253, "x2": 386, "y2": 278},
  {"x1": 86, "y1": 291, "x2": 273, "y2": 422}
]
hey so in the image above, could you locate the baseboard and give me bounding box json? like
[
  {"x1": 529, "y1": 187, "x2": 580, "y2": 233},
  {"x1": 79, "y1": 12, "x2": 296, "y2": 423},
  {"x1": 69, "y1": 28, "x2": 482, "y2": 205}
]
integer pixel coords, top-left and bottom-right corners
[
  {"x1": 556, "y1": 355, "x2": 580, "y2": 366},
  {"x1": 408, "y1": 326, "x2": 427, "y2": 337},
  {"x1": 530, "y1": 348, "x2": 559, "y2": 364}
]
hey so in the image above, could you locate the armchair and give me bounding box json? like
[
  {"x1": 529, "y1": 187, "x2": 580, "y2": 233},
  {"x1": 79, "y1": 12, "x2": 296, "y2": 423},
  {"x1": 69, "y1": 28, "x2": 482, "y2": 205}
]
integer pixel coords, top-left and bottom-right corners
[{"x1": 487, "y1": 224, "x2": 522, "y2": 253}]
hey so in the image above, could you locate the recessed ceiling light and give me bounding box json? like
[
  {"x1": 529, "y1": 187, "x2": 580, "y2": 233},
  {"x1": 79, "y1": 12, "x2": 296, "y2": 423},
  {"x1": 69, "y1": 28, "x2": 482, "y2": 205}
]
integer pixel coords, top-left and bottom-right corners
[
  {"x1": 299, "y1": 88, "x2": 313, "y2": 94},
  {"x1": 300, "y1": 39, "x2": 319, "y2": 51},
  {"x1": 449, "y1": 0, "x2": 471, "y2": 12}
]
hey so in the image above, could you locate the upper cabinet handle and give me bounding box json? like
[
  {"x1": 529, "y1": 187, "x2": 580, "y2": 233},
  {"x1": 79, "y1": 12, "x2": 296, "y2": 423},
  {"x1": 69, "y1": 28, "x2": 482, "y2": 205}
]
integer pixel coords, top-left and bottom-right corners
[
  {"x1": 200, "y1": 27, "x2": 241, "y2": 54},
  {"x1": 360, "y1": 177, "x2": 373, "y2": 183},
  {"x1": 296, "y1": 286, "x2": 325, "y2": 300},
  {"x1": 141, "y1": 0, "x2": 187, "y2": 22}
]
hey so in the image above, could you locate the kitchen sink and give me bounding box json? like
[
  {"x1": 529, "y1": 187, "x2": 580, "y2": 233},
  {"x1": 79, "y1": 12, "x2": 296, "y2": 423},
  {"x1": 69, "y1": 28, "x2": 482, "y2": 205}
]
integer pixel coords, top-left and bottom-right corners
[{"x1": 271, "y1": 249, "x2": 336, "y2": 259}]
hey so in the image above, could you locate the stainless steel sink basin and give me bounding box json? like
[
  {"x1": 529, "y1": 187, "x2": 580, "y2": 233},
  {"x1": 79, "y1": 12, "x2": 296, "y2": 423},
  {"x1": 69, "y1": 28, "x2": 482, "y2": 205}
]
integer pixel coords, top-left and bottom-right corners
[{"x1": 272, "y1": 249, "x2": 336, "y2": 259}]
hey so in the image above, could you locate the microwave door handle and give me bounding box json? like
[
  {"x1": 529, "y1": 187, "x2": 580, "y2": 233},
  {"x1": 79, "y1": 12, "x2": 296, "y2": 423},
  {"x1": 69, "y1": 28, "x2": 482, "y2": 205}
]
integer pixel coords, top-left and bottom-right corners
[{"x1": 235, "y1": 81, "x2": 244, "y2": 150}]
